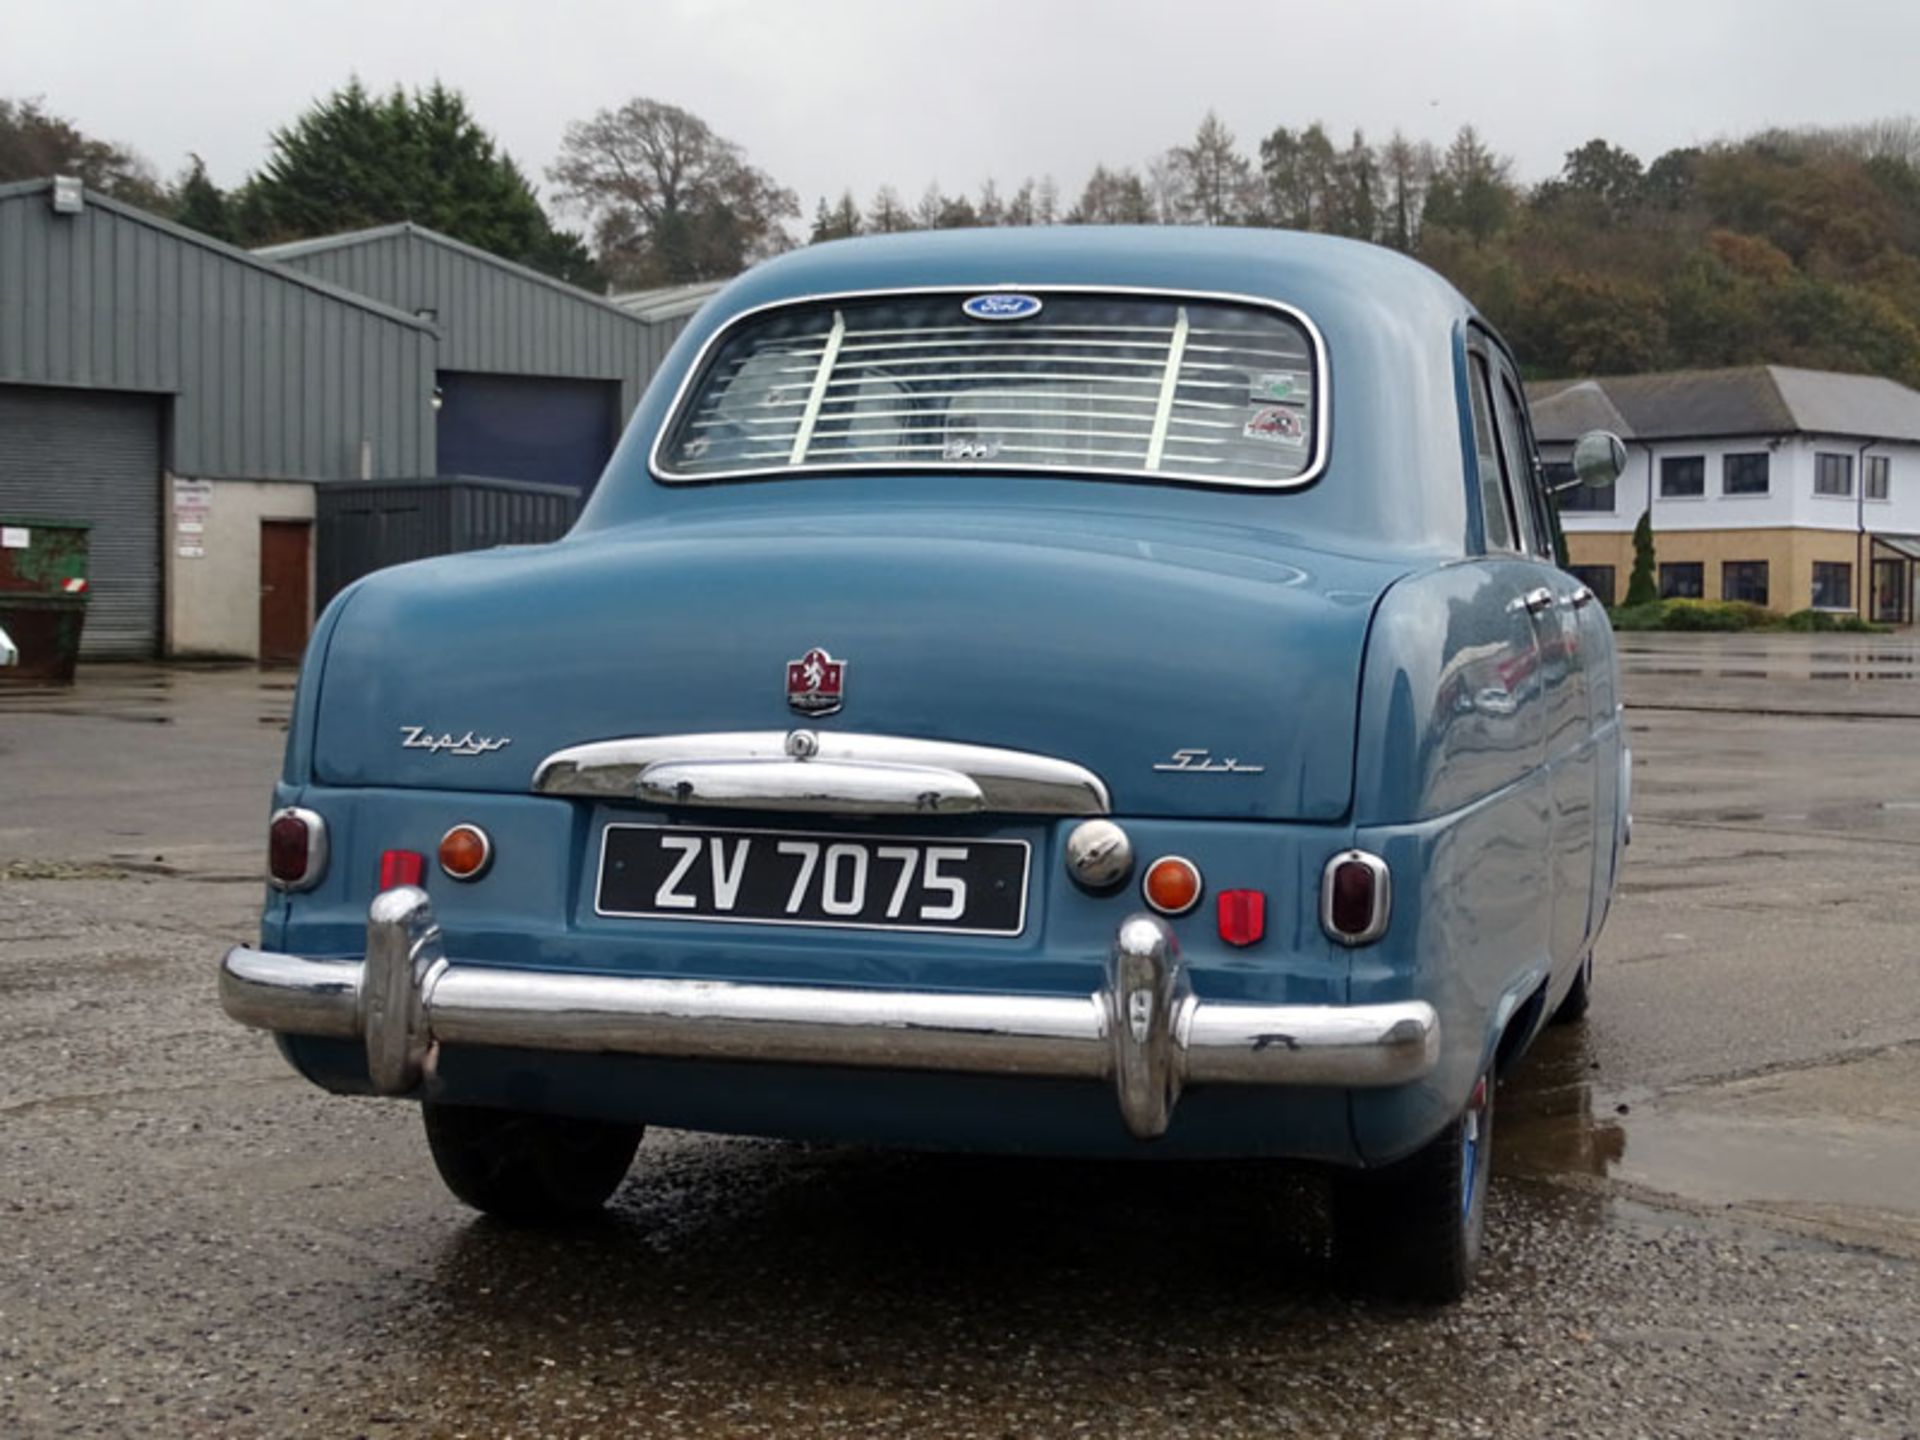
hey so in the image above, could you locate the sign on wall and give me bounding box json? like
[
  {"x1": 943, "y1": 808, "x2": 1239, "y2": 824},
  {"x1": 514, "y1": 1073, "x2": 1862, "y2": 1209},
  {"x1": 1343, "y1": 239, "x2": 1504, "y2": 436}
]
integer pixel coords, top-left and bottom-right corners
[{"x1": 172, "y1": 479, "x2": 212, "y2": 560}]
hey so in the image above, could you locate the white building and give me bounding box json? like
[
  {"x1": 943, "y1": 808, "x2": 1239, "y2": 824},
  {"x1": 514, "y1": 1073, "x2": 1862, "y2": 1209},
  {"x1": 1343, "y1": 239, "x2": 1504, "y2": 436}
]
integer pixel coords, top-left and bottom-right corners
[{"x1": 1529, "y1": 365, "x2": 1920, "y2": 622}]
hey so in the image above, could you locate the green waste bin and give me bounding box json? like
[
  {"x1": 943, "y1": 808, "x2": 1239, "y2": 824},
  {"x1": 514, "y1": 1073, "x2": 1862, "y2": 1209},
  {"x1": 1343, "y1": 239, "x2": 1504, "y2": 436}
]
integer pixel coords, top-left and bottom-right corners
[
  {"x1": 0, "y1": 518, "x2": 92, "y2": 593},
  {"x1": 1, "y1": 519, "x2": 93, "y2": 683},
  {"x1": 0, "y1": 593, "x2": 90, "y2": 683}
]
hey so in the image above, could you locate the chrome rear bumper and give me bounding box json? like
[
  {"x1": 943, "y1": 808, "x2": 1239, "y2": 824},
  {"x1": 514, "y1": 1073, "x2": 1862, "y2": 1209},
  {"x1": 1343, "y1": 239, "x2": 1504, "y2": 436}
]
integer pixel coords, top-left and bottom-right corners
[{"x1": 221, "y1": 887, "x2": 1439, "y2": 1140}]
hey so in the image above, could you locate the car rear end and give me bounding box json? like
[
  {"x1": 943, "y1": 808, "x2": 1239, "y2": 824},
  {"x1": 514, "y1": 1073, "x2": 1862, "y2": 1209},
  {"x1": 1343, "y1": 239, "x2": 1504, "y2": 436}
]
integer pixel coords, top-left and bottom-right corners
[{"x1": 222, "y1": 256, "x2": 1473, "y2": 1229}]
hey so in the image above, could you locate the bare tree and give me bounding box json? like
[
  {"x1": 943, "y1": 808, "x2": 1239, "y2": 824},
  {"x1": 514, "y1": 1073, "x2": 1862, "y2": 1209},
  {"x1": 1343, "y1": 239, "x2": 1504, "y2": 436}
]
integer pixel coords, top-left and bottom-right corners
[
  {"x1": 1379, "y1": 131, "x2": 1434, "y2": 252},
  {"x1": 975, "y1": 177, "x2": 1005, "y2": 226},
  {"x1": 866, "y1": 184, "x2": 912, "y2": 233},
  {"x1": 549, "y1": 97, "x2": 797, "y2": 287},
  {"x1": 1069, "y1": 164, "x2": 1157, "y2": 224},
  {"x1": 1035, "y1": 175, "x2": 1060, "y2": 225},
  {"x1": 1165, "y1": 112, "x2": 1256, "y2": 225},
  {"x1": 0, "y1": 96, "x2": 163, "y2": 206}
]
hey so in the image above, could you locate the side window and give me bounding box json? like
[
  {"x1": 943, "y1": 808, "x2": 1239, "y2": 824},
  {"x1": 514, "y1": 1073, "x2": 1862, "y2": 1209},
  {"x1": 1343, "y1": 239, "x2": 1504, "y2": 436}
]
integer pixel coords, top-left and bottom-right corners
[
  {"x1": 1490, "y1": 369, "x2": 1550, "y2": 559},
  {"x1": 1467, "y1": 356, "x2": 1517, "y2": 553}
]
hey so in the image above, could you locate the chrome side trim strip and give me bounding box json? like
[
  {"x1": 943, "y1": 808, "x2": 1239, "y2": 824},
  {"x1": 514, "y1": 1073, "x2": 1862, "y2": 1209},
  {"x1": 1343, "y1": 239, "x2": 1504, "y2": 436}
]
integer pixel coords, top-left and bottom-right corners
[
  {"x1": 533, "y1": 730, "x2": 1110, "y2": 816},
  {"x1": 219, "y1": 893, "x2": 1442, "y2": 1129}
]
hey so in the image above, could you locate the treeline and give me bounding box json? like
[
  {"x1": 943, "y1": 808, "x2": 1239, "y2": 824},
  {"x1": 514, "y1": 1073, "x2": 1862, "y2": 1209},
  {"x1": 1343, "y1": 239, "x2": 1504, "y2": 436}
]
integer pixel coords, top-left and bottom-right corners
[
  {"x1": 809, "y1": 113, "x2": 1920, "y2": 387},
  {"x1": 10, "y1": 87, "x2": 1920, "y2": 385},
  {"x1": 0, "y1": 88, "x2": 602, "y2": 287}
]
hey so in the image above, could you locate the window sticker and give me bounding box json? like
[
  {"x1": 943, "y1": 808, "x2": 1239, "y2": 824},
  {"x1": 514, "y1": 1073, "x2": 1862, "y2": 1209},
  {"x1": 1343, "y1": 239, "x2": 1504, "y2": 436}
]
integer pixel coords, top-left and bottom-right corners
[
  {"x1": 1243, "y1": 406, "x2": 1306, "y2": 447},
  {"x1": 1249, "y1": 370, "x2": 1309, "y2": 404}
]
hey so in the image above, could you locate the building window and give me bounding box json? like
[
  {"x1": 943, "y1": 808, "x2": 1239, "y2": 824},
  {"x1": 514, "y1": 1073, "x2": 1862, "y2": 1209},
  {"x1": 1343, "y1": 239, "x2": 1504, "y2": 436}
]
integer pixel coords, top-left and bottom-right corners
[
  {"x1": 1659, "y1": 561, "x2": 1704, "y2": 599},
  {"x1": 1549, "y1": 460, "x2": 1616, "y2": 513},
  {"x1": 1722, "y1": 452, "x2": 1770, "y2": 495},
  {"x1": 1865, "y1": 454, "x2": 1891, "y2": 500},
  {"x1": 1568, "y1": 564, "x2": 1616, "y2": 606},
  {"x1": 1811, "y1": 561, "x2": 1853, "y2": 610},
  {"x1": 1814, "y1": 453, "x2": 1853, "y2": 497},
  {"x1": 1660, "y1": 456, "x2": 1705, "y2": 498},
  {"x1": 1721, "y1": 560, "x2": 1769, "y2": 606}
]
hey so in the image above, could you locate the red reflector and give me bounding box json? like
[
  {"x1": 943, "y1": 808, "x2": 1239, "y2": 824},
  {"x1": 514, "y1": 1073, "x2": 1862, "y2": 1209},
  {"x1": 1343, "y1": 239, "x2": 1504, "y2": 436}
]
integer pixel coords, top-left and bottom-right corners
[
  {"x1": 1216, "y1": 889, "x2": 1265, "y2": 947},
  {"x1": 1329, "y1": 860, "x2": 1376, "y2": 937},
  {"x1": 268, "y1": 813, "x2": 310, "y2": 885},
  {"x1": 380, "y1": 849, "x2": 426, "y2": 890}
]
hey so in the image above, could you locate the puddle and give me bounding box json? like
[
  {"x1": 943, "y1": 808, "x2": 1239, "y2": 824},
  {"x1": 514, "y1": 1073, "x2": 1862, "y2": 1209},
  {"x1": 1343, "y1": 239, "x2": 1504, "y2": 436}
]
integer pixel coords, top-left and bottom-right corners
[
  {"x1": 1501, "y1": 1028, "x2": 1920, "y2": 1252},
  {"x1": 1499, "y1": 1025, "x2": 1629, "y2": 1181}
]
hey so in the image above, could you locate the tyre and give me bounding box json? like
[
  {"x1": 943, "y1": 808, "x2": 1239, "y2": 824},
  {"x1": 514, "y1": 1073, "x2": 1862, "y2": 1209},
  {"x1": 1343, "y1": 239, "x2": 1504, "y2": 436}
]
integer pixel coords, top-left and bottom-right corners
[
  {"x1": 422, "y1": 1103, "x2": 643, "y2": 1224},
  {"x1": 1332, "y1": 1070, "x2": 1493, "y2": 1304},
  {"x1": 1550, "y1": 953, "x2": 1593, "y2": 1026}
]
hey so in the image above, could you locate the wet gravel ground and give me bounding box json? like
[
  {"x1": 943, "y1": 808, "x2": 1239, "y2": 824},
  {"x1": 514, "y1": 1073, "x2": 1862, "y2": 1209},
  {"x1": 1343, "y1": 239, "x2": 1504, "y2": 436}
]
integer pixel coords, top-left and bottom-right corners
[{"x1": 4, "y1": 645, "x2": 1920, "y2": 1437}]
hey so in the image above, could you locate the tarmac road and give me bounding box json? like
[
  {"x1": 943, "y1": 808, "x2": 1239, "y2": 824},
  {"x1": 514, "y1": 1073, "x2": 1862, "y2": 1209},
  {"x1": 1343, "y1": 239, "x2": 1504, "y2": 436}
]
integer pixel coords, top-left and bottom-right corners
[{"x1": 2, "y1": 636, "x2": 1918, "y2": 1438}]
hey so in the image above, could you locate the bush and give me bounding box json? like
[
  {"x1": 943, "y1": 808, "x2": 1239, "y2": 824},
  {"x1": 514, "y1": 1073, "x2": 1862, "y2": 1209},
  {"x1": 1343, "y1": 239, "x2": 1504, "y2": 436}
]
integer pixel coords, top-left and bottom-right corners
[
  {"x1": 1607, "y1": 602, "x2": 1666, "y2": 631},
  {"x1": 1607, "y1": 598, "x2": 1774, "y2": 631},
  {"x1": 1781, "y1": 608, "x2": 1884, "y2": 632}
]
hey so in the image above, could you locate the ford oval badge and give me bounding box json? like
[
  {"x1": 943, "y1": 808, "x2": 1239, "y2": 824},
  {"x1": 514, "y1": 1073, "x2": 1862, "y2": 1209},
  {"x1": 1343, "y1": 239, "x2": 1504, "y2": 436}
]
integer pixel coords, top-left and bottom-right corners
[{"x1": 962, "y1": 292, "x2": 1043, "y2": 322}]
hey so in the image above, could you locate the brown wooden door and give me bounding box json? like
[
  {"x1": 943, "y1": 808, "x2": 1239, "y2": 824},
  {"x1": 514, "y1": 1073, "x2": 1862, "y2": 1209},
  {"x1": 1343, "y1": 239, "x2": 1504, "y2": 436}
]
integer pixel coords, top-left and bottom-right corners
[{"x1": 258, "y1": 520, "x2": 312, "y2": 666}]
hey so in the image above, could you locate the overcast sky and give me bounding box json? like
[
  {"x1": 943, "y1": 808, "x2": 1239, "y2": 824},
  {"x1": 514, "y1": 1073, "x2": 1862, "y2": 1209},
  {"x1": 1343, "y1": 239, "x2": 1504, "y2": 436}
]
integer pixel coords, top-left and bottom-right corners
[{"x1": 8, "y1": 0, "x2": 1919, "y2": 222}]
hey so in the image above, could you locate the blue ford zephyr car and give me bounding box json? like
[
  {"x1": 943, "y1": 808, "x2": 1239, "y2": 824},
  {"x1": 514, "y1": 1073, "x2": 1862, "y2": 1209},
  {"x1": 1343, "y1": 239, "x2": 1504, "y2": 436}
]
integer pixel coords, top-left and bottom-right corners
[{"x1": 220, "y1": 227, "x2": 1629, "y2": 1302}]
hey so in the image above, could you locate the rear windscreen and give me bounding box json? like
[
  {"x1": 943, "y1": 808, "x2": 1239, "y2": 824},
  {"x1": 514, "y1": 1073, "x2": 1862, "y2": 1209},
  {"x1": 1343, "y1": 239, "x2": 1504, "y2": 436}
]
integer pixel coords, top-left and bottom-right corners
[{"x1": 654, "y1": 290, "x2": 1325, "y2": 488}]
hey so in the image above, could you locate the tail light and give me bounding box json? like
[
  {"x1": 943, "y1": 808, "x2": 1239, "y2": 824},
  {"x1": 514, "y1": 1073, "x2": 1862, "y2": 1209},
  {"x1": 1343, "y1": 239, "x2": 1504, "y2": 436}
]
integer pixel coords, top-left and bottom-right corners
[
  {"x1": 267, "y1": 807, "x2": 328, "y2": 891},
  {"x1": 438, "y1": 823, "x2": 493, "y2": 881},
  {"x1": 1142, "y1": 855, "x2": 1202, "y2": 916},
  {"x1": 380, "y1": 849, "x2": 426, "y2": 890},
  {"x1": 1321, "y1": 850, "x2": 1391, "y2": 945}
]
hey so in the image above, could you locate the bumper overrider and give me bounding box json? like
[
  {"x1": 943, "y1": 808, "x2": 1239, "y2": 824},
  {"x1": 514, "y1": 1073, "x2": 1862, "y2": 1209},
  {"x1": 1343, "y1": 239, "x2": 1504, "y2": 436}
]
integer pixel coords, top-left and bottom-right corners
[{"x1": 220, "y1": 887, "x2": 1439, "y2": 1140}]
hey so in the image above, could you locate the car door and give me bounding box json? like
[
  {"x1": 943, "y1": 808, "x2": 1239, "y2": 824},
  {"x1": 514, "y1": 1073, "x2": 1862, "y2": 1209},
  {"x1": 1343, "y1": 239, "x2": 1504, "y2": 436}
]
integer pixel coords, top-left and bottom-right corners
[
  {"x1": 1474, "y1": 343, "x2": 1598, "y2": 972},
  {"x1": 1460, "y1": 345, "x2": 1553, "y2": 985}
]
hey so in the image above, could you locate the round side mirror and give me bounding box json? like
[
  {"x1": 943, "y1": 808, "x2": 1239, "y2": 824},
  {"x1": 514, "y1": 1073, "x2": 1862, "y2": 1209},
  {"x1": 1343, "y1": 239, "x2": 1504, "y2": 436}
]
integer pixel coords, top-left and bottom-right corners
[{"x1": 1569, "y1": 429, "x2": 1628, "y2": 490}]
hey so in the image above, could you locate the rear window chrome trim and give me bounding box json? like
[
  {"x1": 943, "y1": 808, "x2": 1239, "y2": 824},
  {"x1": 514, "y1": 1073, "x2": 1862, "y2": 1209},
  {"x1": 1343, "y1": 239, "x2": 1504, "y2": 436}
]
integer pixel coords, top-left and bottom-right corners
[{"x1": 648, "y1": 283, "x2": 1331, "y2": 492}]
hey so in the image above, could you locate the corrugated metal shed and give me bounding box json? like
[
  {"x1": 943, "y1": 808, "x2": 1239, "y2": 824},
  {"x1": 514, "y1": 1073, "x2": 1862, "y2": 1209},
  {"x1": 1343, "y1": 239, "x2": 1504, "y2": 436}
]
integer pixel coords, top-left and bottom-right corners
[
  {"x1": 0, "y1": 179, "x2": 435, "y2": 479},
  {"x1": 314, "y1": 475, "x2": 579, "y2": 606},
  {"x1": 610, "y1": 280, "x2": 725, "y2": 325},
  {"x1": 257, "y1": 223, "x2": 683, "y2": 419}
]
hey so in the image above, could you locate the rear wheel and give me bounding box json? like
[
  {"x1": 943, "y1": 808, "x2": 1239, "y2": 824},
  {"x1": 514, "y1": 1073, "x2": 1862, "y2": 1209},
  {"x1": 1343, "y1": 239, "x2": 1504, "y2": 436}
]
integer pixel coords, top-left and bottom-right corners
[
  {"x1": 422, "y1": 1103, "x2": 643, "y2": 1224},
  {"x1": 1332, "y1": 1070, "x2": 1493, "y2": 1304},
  {"x1": 1550, "y1": 952, "x2": 1593, "y2": 1026}
]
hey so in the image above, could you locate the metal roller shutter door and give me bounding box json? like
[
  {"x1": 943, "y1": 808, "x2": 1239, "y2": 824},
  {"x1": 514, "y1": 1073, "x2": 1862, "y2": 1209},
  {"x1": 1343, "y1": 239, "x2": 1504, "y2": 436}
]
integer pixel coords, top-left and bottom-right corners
[{"x1": 0, "y1": 386, "x2": 163, "y2": 658}]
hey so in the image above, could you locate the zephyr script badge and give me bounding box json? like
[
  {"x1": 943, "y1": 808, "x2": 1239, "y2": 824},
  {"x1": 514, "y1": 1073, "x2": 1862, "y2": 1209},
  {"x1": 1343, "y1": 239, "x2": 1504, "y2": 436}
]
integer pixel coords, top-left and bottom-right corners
[
  {"x1": 786, "y1": 648, "x2": 846, "y2": 717},
  {"x1": 399, "y1": 725, "x2": 511, "y2": 757}
]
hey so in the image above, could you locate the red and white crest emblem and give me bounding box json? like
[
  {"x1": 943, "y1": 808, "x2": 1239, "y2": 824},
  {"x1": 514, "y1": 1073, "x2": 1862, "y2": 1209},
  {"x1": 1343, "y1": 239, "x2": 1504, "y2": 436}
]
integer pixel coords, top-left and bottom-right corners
[{"x1": 785, "y1": 647, "x2": 846, "y2": 716}]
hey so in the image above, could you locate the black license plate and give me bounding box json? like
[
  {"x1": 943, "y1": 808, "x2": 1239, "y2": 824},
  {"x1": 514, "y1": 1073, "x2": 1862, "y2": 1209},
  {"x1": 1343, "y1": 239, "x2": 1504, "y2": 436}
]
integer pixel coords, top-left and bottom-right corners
[{"x1": 596, "y1": 824, "x2": 1031, "y2": 936}]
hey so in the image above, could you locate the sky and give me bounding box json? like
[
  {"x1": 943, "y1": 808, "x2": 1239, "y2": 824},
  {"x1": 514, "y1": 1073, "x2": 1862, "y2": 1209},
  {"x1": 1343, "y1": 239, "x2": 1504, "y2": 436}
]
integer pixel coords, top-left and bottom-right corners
[{"x1": 6, "y1": 0, "x2": 1920, "y2": 222}]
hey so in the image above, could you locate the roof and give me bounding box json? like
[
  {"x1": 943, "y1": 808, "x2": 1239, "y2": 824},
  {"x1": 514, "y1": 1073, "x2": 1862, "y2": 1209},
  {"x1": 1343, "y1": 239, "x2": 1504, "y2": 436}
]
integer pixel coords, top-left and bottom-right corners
[
  {"x1": 0, "y1": 177, "x2": 432, "y2": 331},
  {"x1": 578, "y1": 226, "x2": 1484, "y2": 558},
  {"x1": 609, "y1": 280, "x2": 726, "y2": 324},
  {"x1": 255, "y1": 221, "x2": 646, "y2": 325},
  {"x1": 1528, "y1": 364, "x2": 1920, "y2": 444},
  {"x1": 714, "y1": 226, "x2": 1467, "y2": 317}
]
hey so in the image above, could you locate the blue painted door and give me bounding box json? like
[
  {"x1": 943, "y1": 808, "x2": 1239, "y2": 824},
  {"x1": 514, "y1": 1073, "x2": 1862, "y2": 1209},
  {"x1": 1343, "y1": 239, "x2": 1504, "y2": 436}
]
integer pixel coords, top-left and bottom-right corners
[{"x1": 436, "y1": 372, "x2": 620, "y2": 493}]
